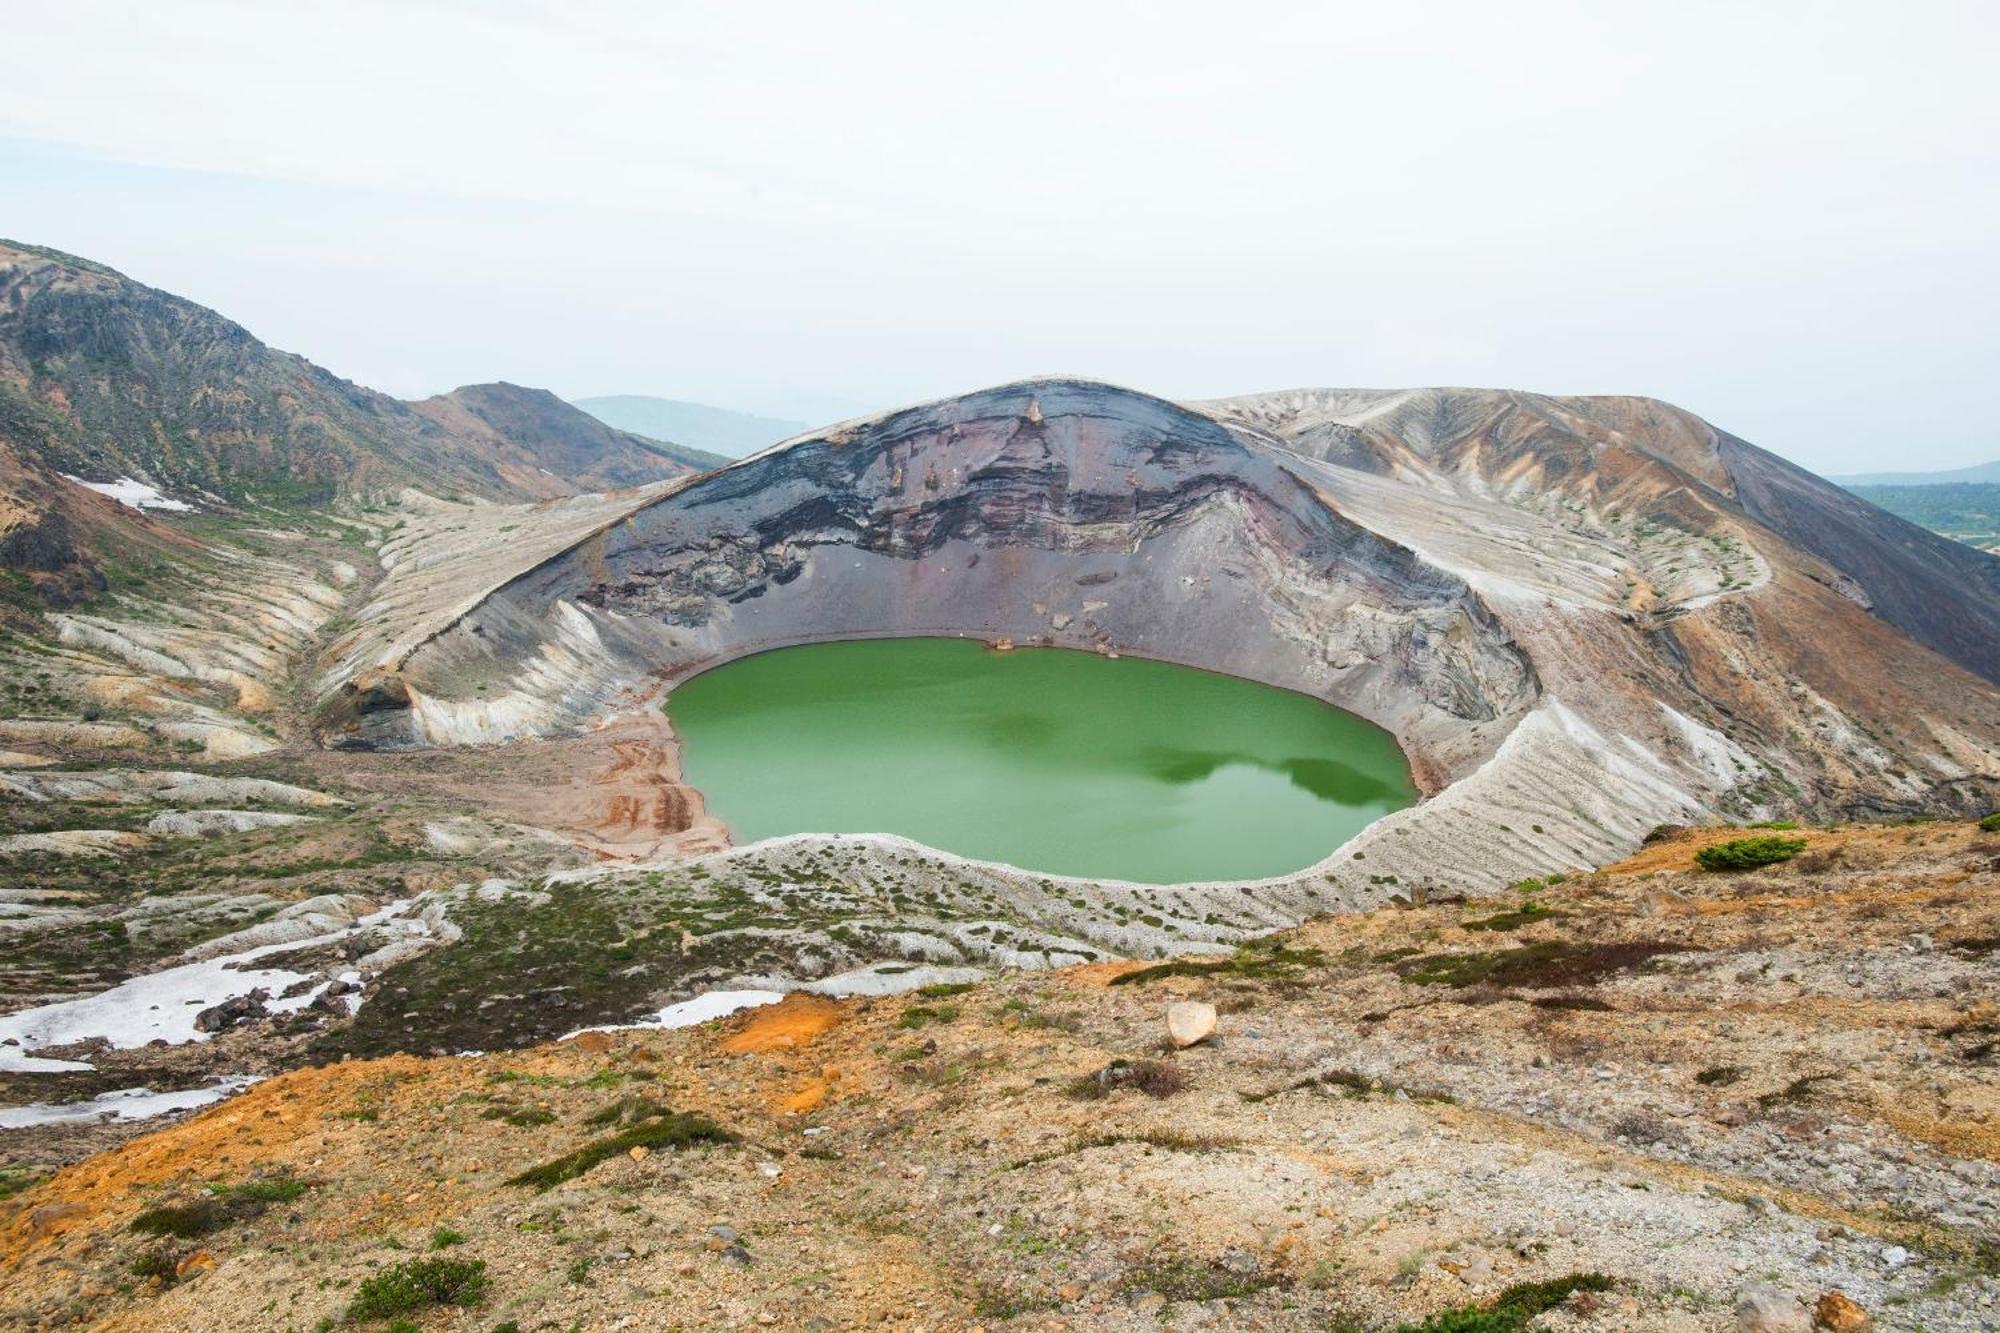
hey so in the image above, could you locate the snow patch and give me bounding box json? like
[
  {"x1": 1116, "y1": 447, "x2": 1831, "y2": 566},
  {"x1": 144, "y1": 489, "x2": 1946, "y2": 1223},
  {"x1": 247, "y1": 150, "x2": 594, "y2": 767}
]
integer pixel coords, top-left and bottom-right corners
[
  {"x1": 0, "y1": 899, "x2": 414, "y2": 1061},
  {"x1": 62, "y1": 475, "x2": 194, "y2": 512},
  {"x1": 563, "y1": 989, "x2": 784, "y2": 1040},
  {"x1": 0, "y1": 1076, "x2": 261, "y2": 1129}
]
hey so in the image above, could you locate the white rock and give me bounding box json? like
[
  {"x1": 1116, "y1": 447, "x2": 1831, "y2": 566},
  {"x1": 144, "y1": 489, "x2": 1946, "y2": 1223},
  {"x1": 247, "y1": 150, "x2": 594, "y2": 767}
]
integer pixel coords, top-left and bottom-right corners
[
  {"x1": 1735, "y1": 1284, "x2": 1810, "y2": 1332},
  {"x1": 1166, "y1": 1001, "x2": 1216, "y2": 1049}
]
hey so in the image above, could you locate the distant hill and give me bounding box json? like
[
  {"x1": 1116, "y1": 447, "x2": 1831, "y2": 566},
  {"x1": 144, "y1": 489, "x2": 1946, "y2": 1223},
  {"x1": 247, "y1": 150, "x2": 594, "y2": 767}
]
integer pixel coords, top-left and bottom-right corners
[
  {"x1": 1843, "y1": 482, "x2": 2000, "y2": 554},
  {"x1": 0, "y1": 240, "x2": 709, "y2": 507},
  {"x1": 1833, "y1": 458, "x2": 2000, "y2": 486},
  {"x1": 572, "y1": 395, "x2": 808, "y2": 460},
  {"x1": 410, "y1": 383, "x2": 729, "y2": 493}
]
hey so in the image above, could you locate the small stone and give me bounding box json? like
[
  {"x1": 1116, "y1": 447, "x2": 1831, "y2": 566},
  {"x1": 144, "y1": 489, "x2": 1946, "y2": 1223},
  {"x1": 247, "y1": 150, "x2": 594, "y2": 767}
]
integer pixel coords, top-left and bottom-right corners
[
  {"x1": 1166, "y1": 1001, "x2": 1216, "y2": 1049},
  {"x1": 628, "y1": 1146, "x2": 649, "y2": 1162},
  {"x1": 1813, "y1": 1290, "x2": 1871, "y2": 1332},
  {"x1": 1735, "y1": 1284, "x2": 1810, "y2": 1332},
  {"x1": 1879, "y1": 1245, "x2": 1910, "y2": 1270}
]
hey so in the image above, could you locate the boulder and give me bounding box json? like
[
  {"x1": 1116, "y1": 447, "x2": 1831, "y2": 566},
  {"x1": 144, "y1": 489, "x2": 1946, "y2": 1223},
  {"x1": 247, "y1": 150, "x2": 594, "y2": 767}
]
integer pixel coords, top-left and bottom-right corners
[
  {"x1": 1166, "y1": 1001, "x2": 1216, "y2": 1049},
  {"x1": 1735, "y1": 1284, "x2": 1810, "y2": 1332},
  {"x1": 194, "y1": 988, "x2": 270, "y2": 1033},
  {"x1": 1813, "y1": 1291, "x2": 1871, "y2": 1332}
]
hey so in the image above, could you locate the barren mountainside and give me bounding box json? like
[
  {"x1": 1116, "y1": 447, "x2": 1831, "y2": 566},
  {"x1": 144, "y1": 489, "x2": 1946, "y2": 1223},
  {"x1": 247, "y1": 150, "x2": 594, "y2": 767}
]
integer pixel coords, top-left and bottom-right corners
[{"x1": 0, "y1": 241, "x2": 712, "y2": 506}]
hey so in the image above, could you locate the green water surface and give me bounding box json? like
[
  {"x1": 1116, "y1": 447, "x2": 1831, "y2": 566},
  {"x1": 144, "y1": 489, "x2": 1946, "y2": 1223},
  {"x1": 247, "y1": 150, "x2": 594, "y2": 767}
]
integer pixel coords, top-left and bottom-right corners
[{"x1": 668, "y1": 637, "x2": 1417, "y2": 884}]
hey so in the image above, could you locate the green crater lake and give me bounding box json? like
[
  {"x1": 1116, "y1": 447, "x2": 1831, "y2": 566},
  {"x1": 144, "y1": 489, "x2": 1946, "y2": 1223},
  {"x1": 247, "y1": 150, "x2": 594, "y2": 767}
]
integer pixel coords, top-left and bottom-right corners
[{"x1": 668, "y1": 637, "x2": 1418, "y2": 884}]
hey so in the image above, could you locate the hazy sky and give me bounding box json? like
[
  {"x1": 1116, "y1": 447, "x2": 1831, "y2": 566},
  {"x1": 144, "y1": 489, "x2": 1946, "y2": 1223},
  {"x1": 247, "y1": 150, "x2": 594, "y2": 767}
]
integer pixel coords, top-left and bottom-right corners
[{"x1": 6, "y1": 1, "x2": 1998, "y2": 472}]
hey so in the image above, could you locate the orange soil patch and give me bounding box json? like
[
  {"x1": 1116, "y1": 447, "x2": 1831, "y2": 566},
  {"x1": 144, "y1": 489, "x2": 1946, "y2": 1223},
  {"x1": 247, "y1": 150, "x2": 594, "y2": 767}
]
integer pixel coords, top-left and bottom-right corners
[
  {"x1": 1680, "y1": 881, "x2": 1974, "y2": 918},
  {"x1": 1605, "y1": 821, "x2": 1980, "y2": 878},
  {"x1": 1069, "y1": 960, "x2": 1151, "y2": 987},
  {"x1": 778, "y1": 1076, "x2": 833, "y2": 1114},
  {"x1": 1602, "y1": 828, "x2": 1818, "y2": 875},
  {"x1": 0, "y1": 1055, "x2": 442, "y2": 1265},
  {"x1": 1879, "y1": 1103, "x2": 2000, "y2": 1163},
  {"x1": 718, "y1": 994, "x2": 843, "y2": 1054}
]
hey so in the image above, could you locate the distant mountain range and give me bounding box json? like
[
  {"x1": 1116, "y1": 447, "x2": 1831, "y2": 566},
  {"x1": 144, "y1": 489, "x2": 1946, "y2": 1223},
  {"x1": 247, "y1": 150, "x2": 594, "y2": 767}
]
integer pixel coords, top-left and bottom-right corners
[
  {"x1": 0, "y1": 240, "x2": 721, "y2": 508},
  {"x1": 1839, "y1": 481, "x2": 2000, "y2": 555},
  {"x1": 571, "y1": 395, "x2": 809, "y2": 460},
  {"x1": 1832, "y1": 458, "x2": 2000, "y2": 486}
]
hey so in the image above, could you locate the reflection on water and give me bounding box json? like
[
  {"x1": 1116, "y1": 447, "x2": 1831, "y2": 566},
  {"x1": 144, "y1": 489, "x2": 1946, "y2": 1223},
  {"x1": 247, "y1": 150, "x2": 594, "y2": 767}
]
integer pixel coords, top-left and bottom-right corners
[
  {"x1": 670, "y1": 637, "x2": 1418, "y2": 884},
  {"x1": 1141, "y1": 748, "x2": 1406, "y2": 805}
]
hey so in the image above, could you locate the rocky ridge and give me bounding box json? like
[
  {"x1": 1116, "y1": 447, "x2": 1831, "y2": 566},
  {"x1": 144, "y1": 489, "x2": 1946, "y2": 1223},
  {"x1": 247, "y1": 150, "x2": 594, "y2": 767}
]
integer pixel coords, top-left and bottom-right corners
[{"x1": 320, "y1": 379, "x2": 2000, "y2": 913}]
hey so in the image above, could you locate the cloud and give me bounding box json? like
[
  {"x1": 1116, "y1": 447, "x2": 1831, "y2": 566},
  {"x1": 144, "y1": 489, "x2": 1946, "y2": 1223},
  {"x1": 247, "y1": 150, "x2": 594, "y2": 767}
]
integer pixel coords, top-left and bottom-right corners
[{"x1": 5, "y1": 0, "x2": 1997, "y2": 470}]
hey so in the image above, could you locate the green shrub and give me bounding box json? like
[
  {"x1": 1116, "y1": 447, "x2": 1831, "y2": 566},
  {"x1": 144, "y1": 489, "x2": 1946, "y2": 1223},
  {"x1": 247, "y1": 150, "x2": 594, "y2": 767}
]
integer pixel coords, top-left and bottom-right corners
[
  {"x1": 507, "y1": 1110, "x2": 732, "y2": 1191},
  {"x1": 130, "y1": 1172, "x2": 312, "y2": 1238},
  {"x1": 429, "y1": 1225, "x2": 467, "y2": 1250},
  {"x1": 1397, "y1": 1272, "x2": 1613, "y2": 1331},
  {"x1": 344, "y1": 1256, "x2": 488, "y2": 1321},
  {"x1": 227, "y1": 1174, "x2": 308, "y2": 1205},
  {"x1": 894, "y1": 1004, "x2": 959, "y2": 1029},
  {"x1": 131, "y1": 1199, "x2": 228, "y2": 1239},
  {"x1": 1693, "y1": 835, "x2": 1807, "y2": 871},
  {"x1": 129, "y1": 1249, "x2": 178, "y2": 1282},
  {"x1": 1117, "y1": 1258, "x2": 1282, "y2": 1302},
  {"x1": 482, "y1": 1104, "x2": 556, "y2": 1127},
  {"x1": 1979, "y1": 812, "x2": 2000, "y2": 833}
]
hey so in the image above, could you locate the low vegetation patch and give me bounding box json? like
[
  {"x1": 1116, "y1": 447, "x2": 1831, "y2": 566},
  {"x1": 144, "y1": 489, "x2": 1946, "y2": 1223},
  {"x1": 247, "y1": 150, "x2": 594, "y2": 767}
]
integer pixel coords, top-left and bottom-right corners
[
  {"x1": 0, "y1": 1167, "x2": 47, "y2": 1201},
  {"x1": 1394, "y1": 941, "x2": 1682, "y2": 989},
  {"x1": 1066, "y1": 1058, "x2": 1186, "y2": 1100},
  {"x1": 1462, "y1": 904, "x2": 1562, "y2": 932},
  {"x1": 1006, "y1": 1128, "x2": 1236, "y2": 1171},
  {"x1": 1397, "y1": 1272, "x2": 1614, "y2": 1332},
  {"x1": 1117, "y1": 1258, "x2": 1286, "y2": 1303},
  {"x1": 128, "y1": 1248, "x2": 179, "y2": 1283},
  {"x1": 345, "y1": 1256, "x2": 488, "y2": 1322},
  {"x1": 1757, "y1": 1072, "x2": 1835, "y2": 1111},
  {"x1": 1980, "y1": 812, "x2": 2000, "y2": 833},
  {"x1": 1111, "y1": 938, "x2": 1325, "y2": 987},
  {"x1": 507, "y1": 1109, "x2": 733, "y2": 1191},
  {"x1": 583, "y1": 1094, "x2": 669, "y2": 1127},
  {"x1": 895, "y1": 1003, "x2": 959, "y2": 1029},
  {"x1": 1243, "y1": 1066, "x2": 1454, "y2": 1105},
  {"x1": 481, "y1": 1103, "x2": 557, "y2": 1127},
  {"x1": 1694, "y1": 835, "x2": 1808, "y2": 871},
  {"x1": 129, "y1": 1173, "x2": 309, "y2": 1239}
]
